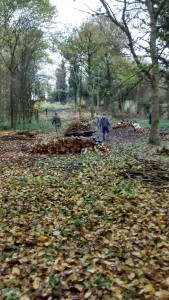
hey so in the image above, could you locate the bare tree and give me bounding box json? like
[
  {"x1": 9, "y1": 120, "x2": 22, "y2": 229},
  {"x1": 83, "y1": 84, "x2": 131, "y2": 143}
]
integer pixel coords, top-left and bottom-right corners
[{"x1": 98, "y1": 0, "x2": 167, "y2": 144}]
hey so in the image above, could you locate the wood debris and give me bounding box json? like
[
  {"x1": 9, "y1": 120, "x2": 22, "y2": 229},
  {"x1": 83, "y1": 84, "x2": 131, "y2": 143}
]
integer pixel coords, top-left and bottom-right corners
[{"x1": 31, "y1": 137, "x2": 98, "y2": 154}]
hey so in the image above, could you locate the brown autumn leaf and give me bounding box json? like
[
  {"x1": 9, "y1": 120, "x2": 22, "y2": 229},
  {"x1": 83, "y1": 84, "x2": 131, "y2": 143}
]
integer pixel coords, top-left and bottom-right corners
[{"x1": 0, "y1": 128, "x2": 169, "y2": 299}]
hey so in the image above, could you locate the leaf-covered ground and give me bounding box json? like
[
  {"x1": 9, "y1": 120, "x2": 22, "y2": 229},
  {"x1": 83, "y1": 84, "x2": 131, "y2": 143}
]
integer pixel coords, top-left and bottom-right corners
[{"x1": 0, "y1": 129, "x2": 169, "y2": 300}]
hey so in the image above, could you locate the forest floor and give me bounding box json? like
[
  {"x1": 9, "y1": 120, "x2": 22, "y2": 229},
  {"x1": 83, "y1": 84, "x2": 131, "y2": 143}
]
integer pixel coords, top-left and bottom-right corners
[{"x1": 0, "y1": 111, "x2": 169, "y2": 300}]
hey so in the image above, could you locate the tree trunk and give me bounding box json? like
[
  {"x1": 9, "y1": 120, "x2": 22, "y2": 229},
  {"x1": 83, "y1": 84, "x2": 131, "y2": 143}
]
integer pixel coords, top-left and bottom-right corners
[
  {"x1": 90, "y1": 103, "x2": 95, "y2": 118},
  {"x1": 166, "y1": 89, "x2": 169, "y2": 120},
  {"x1": 166, "y1": 82, "x2": 169, "y2": 120},
  {"x1": 10, "y1": 73, "x2": 15, "y2": 129},
  {"x1": 147, "y1": 0, "x2": 160, "y2": 144},
  {"x1": 118, "y1": 98, "x2": 125, "y2": 114},
  {"x1": 149, "y1": 75, "x2": 159, "y2": 144},
  {"x1": 74, "y1": 89, "x2": 78, "y2": 112},
  {"x1": 97, "y1": 93, "x2": 100, "y2": 110}
]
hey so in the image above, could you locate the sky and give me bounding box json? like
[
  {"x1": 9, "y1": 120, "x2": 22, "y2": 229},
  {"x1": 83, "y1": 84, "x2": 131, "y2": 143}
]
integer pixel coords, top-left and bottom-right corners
[
  {"x1": 47, "y1": 0, "x2": 101, "y2": 83},
  {"x1": 52, "y1": 0, "x2": 101, "y2": 27}
]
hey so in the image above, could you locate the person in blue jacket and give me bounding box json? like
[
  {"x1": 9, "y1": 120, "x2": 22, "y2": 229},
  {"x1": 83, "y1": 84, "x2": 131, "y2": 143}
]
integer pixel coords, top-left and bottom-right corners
[{"x1": 100, "y1": 113, "x2": 111, "y2": 141}]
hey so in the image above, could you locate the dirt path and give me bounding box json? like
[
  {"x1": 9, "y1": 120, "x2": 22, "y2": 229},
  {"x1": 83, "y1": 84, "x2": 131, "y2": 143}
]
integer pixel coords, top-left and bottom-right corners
[
  {"x1": 0, "y1": 109, "x2": 167, "y2": 165},
  {"x1": 42, "y1": 108, "x2": 150, "y2": 144}
]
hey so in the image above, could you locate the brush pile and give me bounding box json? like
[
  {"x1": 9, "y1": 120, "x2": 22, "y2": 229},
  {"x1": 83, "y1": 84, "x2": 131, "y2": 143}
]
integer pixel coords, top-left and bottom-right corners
[
  {"x1": 119, "y1": 156, "x2": 169, "y2": 187},
  {"x1": 65, "y1": 119, "x2": 95, "y2": 137},
  {"x1": 1, "y1": 131, "x2": 36, "y2": 140}
]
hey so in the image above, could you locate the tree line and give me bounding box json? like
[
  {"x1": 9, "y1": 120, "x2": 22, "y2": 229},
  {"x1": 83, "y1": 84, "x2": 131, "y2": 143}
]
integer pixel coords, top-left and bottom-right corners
[
  {"x1": 0, "y1": 0, "x2": 56, "y2": 129},
  {"x1": 0, "y1": 0, "x2": 168, "y2": 144},
  {"x1": 56, "y1": 0, "x2": 168, "y2": 144}
]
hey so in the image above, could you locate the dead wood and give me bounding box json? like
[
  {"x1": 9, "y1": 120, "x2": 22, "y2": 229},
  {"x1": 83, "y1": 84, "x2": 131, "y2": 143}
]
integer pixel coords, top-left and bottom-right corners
[
  {"x1": 30, "y1": 137, "x2": 98, "y2": 154},
  {"x1": 157, "y1": 145, "x2": 169, "y2": 155},
  {"x1": 1, "y1": 135, "x2": 28, "y2": 140},
  {"x1": 16, "y1": 131, "x2": 36, "y2": 138},
  {"x1": 65, "y1": 120, "x2": 95, "y2": 137},
  {"x1": 119, "y1": 157, "x2": 169, "y2": 187}
]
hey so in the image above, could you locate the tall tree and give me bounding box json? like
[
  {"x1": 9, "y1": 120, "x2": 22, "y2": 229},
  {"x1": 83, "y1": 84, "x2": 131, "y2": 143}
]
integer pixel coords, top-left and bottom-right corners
[
  {"x1": 55, "y1": 59, "x2": 67, "y2": 102},
  {"x1": 97, "y1": 0, "x2": 168, "y2": 144},
  {"x1": 157, "y1": 1, "x2": 169, "y2": 120},
  {"x1": 57, "y1": 28, "x2": 84, "y2": 110},
  {"x1": 57, "y1": 17, "x2": 132, "y2": 112},
  {"x1": 0, "y1": 0, "x2": 56, "y2": 128}
]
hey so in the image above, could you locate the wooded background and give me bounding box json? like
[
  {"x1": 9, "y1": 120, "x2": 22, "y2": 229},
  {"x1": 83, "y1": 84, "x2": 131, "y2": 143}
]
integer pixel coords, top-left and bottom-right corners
[{"x1": 0, "y1": 0, "x2": 169, "y2": 143}]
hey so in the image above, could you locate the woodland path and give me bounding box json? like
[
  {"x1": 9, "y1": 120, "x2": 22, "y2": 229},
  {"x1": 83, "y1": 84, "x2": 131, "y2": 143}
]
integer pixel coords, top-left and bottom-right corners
[
  {"x1": 0, "y1": 108, "x2": 167, "y2": 164},
  {"x1": 42, "y1": 107, "x2": 150, "y2": 144}
]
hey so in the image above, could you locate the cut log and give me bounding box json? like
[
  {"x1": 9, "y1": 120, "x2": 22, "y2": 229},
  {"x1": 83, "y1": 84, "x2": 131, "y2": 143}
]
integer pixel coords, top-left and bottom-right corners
[{"x1": 30, "y1": 137, "x2": 98, "y2": 155}]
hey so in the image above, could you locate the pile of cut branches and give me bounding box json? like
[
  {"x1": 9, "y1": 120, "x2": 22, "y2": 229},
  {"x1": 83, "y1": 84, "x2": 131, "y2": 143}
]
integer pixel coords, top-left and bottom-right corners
[
  {"x1": 65, "y1": 119, "x2": 95, "y2": 137},
  {"x1": 119, "y1": 156, "x2": 169, "y2": 188},
  {"x1": 31, "y1": 137, "x2": 98, "y2": 154},
  {"x1": 112, "y1": 121, "x2": 132, "y2": 129},
  {"x1": 1, "y1": 130, "x2": 36, "y2": 140}
]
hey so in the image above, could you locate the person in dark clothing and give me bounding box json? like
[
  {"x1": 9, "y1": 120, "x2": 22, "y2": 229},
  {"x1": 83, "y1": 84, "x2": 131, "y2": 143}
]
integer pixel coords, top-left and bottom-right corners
[
  {"x1": 100, "y1": 114, "x2": 111, "y2": 141},
  {"x1": 148, "y1": 113, "x2": 151, "y2": 125},
  {"x1": 94, "y1": 113, "x2": 101, "y2": 130},
  {"x1": 52, "y1": 113, "x2": 61, "y2": 137},
  {"x1": 45, "y1": 107, "x2": 48, "y2": 115}
]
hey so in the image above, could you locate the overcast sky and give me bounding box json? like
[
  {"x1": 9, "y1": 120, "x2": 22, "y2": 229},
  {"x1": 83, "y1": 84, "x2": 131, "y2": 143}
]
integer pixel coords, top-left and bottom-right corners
[
  {"x1": 52, "y1": 0, "x2": 101, "y2": 26},
  {"x1": 46, "y1": 0, "x2": 101, "y2": 82}
]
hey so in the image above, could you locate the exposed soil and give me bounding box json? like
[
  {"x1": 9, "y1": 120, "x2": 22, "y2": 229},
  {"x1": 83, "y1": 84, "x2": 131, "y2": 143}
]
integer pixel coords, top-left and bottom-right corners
[{"x1": 107, "y1": 127, "x2": 149, "y2": 144}]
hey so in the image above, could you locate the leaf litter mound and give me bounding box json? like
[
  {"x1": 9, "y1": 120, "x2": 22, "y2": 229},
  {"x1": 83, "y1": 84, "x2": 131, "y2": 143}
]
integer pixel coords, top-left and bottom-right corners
[{"x1": 0, "y1": 130, "x2": 169, "y2": 300}]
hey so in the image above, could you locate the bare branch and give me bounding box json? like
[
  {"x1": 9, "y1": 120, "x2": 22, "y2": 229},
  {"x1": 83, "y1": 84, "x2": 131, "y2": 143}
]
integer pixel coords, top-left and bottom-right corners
[
  {"x1": 100, "y1": 0, "x2": 151, "y2": 79},
  {"x1": 155, "y1": 0, "x2": 168, "y2": 19}
]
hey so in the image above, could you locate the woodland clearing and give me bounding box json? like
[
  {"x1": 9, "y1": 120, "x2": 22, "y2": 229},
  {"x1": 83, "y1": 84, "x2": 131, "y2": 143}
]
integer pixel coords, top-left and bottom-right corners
[{"x1": 0, "y1": 112, "x2": 169, "y2": 300}]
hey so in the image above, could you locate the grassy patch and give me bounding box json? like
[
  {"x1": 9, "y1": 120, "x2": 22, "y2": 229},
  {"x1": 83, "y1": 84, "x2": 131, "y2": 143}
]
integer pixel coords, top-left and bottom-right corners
[{"x1": 34, "y1": 100, "x2": 73, "y2": 111}]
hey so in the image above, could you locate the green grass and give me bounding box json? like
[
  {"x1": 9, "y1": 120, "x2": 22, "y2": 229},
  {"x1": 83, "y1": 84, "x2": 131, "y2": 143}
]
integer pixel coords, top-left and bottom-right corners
[
  {"x1": 138, "y1": 118, "x2": 169, "y2": 130},
  {"x1": 1, "y1": 109, "x2": 169, "y2": 132},
  {"x1": 34, "y1": 100, "x2": 73, "y2": 111}
]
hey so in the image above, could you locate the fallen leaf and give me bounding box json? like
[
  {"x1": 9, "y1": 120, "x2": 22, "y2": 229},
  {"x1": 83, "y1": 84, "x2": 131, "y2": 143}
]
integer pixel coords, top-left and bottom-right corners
[
  {"x1": 33, "y1": 277, "x2": 41, "y2": 289},
  {"x1": 84, "y1": 290, "x2": 92, "y2": 299},
  {"x1": 155, "y1": 290, "x2": 169, "y2": 299},
  {"x1": 12, "y1": 266, "x2": 20, "y2": 275}
]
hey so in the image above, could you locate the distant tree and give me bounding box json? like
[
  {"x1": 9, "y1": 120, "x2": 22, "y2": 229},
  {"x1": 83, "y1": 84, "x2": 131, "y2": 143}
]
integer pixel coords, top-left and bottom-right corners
[
  {"x1": 57, "y1": 17, "x2": 136, "y2": 113},
  {"x1": 55, "y1": 60, "x2": 67, "y2": 102},
  {"x1": 56, "y1": 28, "x2": 84, "y2": 110}
]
